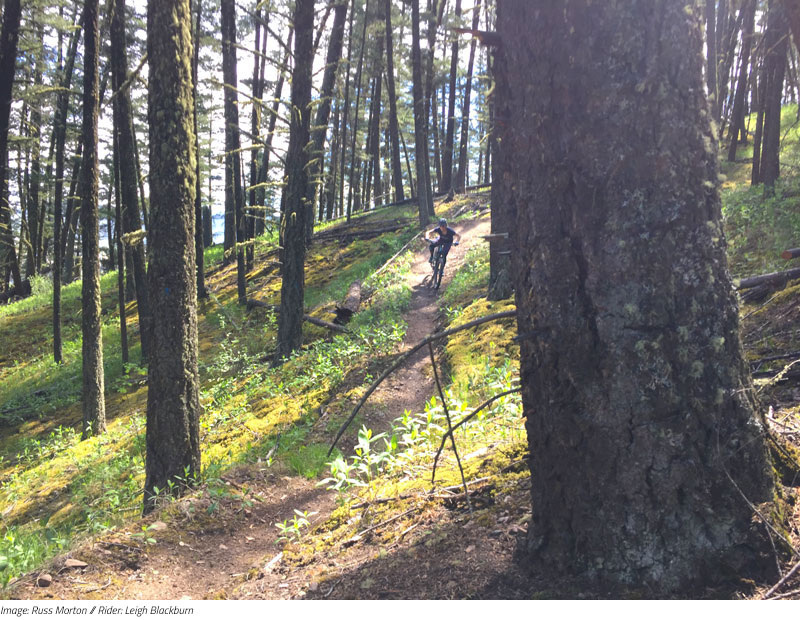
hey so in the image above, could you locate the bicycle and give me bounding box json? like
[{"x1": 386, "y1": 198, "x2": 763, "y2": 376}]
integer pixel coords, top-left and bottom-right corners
[{"x1": 427, "y1": 241, "x2": 458, "y2": 290}]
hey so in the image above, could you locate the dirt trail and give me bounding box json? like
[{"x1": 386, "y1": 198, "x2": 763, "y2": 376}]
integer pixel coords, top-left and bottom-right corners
[{"x1": 12, "y1": 216, "x2": 491, "y2": 601}]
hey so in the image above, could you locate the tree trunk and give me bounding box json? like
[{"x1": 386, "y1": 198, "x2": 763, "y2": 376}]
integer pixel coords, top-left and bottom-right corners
[
  {"x1": 454, "y1": 0, "x2": 481, "y2": 192},
  {"x1": 221, "y1": 0, "x2": 247, "y2": 304},
  {"x1": 440, "y1": 0, "x2": 460, "y2": 194},
  {"x1": 760, "y1": 0, "x2": 788, "y2": 192},
  {"x1": 496, "y1": 0, "x2": 775, "y2": 593},
  {"x1": 338, "y1": 3, "x2": 356, "y2": 220},
  {"x1": 62, "y1": 145, "x2": 83, "y2": 283},
  {"x1": 111, "y1": 0, "x2": 153, "y2": 360},
  {"x1": 276, "y1": 0, "x2": 314, "y2": 361},
  {"x1": 384, "y1": 0, "x2": 404, "y2": 203},
  {"x1": 144, "y1": 0, "x2": 202, "y2": 513},
  {"x1": 347, "y1": 1, "x2": 369, "y2": 223},
  {"x1": 411, "y1": 0, "x2": 433, "y2": 228},
  {"x1": 113, "y1": 131, "x2": 128, "y2": 365},
  {"x1": 26, "y1": 25, "x2": 45, "y2": 278},
  {"x1": 705, "y1": 0, "x2": 717, "y2": 123},
  {"x1": 193, "y1": 0, "x2": 206, "y2": 298},
  {"x1": 306, "y1": 0, "x2": 348, "y2": 243},
  {"x1": 751, "y1": 53, "x2": 767, "y2": 185},
  {"x1": 246, "y1": 5, "x2": 265, "y2": 269},
  {"x1": 727, "y1": 0, "x2": 755, "y2": 162},
  {"x1": 0, "y1": 0, "x2": 23, "y2": 292},
  {"x1": 53, "y1": 9, "x2": 82, "y2": 363},
  {"x1": 80, "y1": 0, "x2": 106, "y2": 439}
]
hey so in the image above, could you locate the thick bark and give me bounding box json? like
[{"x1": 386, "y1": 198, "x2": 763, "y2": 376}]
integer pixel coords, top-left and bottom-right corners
[
  {"x1": 276, "y1": 0, "x2": 314, "y2": 361},
  {"x1": 726, "y1": 0, "x2": 755, "y2": 162},
  {"x1": 760, "y1": 0, "x2": 788, "y2": 191},
  {"x1": 306, "y1": 0, "x2": 348, "y2": 242},
  {"x1": 80, "y1": 0, "x2": 106, "y2": 439},
  {"x1": 384, "y1": 0, "x2": 404, "y2": 203},
  {"x1": 221, "y1": 0, "x2": 246, "y2": 303},
  {"x1": 441, "y1": 0, "x2": 461, "y2": 194},
  {"x1": 497, "y1": 0, "x2": 774, "y2": 593},
  {"x1": 454, "y1": 0, "x2": 481, "y2": 192},
  {"x1": 111, "y1": 0, "x2": 152, "y2": 360},
  {"x1": 144, "y1": 0, "x2": 201, "y2": 513},
  {"x1": 411, "y1": 0, "x2": 433, "y2": 228},
  {"x1": 0, "y1": 0, "x2": 22, "y2": 292}
]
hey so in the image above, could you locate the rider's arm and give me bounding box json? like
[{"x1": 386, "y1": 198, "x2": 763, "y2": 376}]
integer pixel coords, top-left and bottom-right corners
[{"x1": 454, "y1": 231, "x2": 461, "y2": 244}]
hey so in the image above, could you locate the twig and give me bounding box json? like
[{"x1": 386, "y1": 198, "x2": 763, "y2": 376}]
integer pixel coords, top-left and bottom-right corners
[
  {"x1": 429, "y1": 343, "x2": 472, "y2": 514},
  {"x1": 769, "y1": 587, "x2": 800, "y2": 600},
  {"x1": 765, "y1": 557, "x2": 800, "y2": 599},
  {"x1": 432, "y1": 387, "x2": 522, "y2": 483},
  {"x1": 246, "y1": 298, "x2": 350, "y2": 333},
  {"x1": 743, "y1": 293, "x2": 780, "y2": 320},
  {"x1": 328, "y1": 310, "x2": 517, "y2": 455},
  {"x1": 81, "y1": 579, "x2": 112, "y2": 594},
  {"x1": 354, "y1": 507, "x2": 419, "y2": 539},
  {"x1": 206, "y1": 289, "x2": 242, "y2": 332}
]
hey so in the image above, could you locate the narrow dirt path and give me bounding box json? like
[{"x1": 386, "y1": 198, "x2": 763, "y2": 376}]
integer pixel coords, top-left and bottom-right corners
[{"x1": 13, "y1": 216, "x2": 491, "y2": 601}]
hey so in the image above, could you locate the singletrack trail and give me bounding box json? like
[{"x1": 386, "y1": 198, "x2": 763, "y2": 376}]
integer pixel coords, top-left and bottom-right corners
[{"x1": 13, "y1": 217, "x2": 494, "y2": 601}]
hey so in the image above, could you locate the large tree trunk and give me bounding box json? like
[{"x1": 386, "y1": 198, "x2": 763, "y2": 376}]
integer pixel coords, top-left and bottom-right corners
[
  {"x1": 111, "y1": 0, "x2": 152, "y2": 360},
  {"x1": 144, "y1": 0, "x2": 201, "y2": 513},
  {"x1": 221, "y1": 0, "x2": 246, "y2": 304},
  {"x1": 496, "y1": 0, "x2": 774, "y2": 593},
  {"x1": 80, "y1": 0, "x2": 106, "y2": 439},
  {"x1": 276, "y1": 0, "x2": 314, "y2": 361},
  {"x1": 0, "y1": 0, "x2": 23, "y2": 293}
]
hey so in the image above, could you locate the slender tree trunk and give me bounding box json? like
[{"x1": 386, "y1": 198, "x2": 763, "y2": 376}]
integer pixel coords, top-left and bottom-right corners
[
  {"x1": 246, "y1": 6, "x2": 265, "y2": 268},
  {"x1": 26, "y1": 25, "x2": 45, "y2": 278},
  {"x1": 306, "y1": 0, "x2": 348, "y2": 242},
  {"x1": 221, "y1": 0, "x2": 247, "y2": 303},
  {"x1": 276, "y1": 0, "x2": 314, "y2": 361},
  {"x1": 496, "y1": 0, "x2": 774, "y2": 593},
  {"x1": 727, "y1": 0, "x2": 755, "y2": 162},
  {"x1": 193, "y1": 0, "x2": 206, "y2": 298},
  {"x1": 441, "y1": 0, "x2": 460, "y2": 194},
  {"x1": 144, "y1": 0, "x2": 202, "y2": 514},
  {"x1": 411, "y1": 0, "x2": 433, "y2": 227},
  {"x1": 337, "y1": 3, "x2": 356, "y2": 220},
  {"x1": 80, "y1": 0, "x2": 106, "y2": 439},
  {"x1": 760, "y1": 0, "x2": 788, "y2": 192},
  {"x1": 705, "y1": 0, "x2": 717, "y2": 123},
  {"x1": 454, "y1": 0, "x2": 481, "y2": 192},
  {"x1": 53, "y1": 10, "x2": 82, "y2": 363},
  {"x1": 111, "y1": 0, "x2": 153, "y2": 360},
  {"x1": 384, "y1": 0, "x2": 404, "y2": 203},
  {"x1": 113, "y1": 131, "x2": 128, "y2": 364},
  {"x1": 0, "y1": 0, "x2": 23, "y2": 292}
]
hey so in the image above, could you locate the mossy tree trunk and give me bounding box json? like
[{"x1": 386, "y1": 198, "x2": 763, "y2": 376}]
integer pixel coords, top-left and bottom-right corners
[
  {"x1": 275, "y1": 0, "x2": 314, "y2": 361},
  {"x1": 496, "y1": 0, "x2": 775, "y2": 593},
  {"x1": 80, "y1": 0, "x2": 106, "y2": 439},
  {"x1": 144, "y1": 0, "x2": 201, "y2": 514}
]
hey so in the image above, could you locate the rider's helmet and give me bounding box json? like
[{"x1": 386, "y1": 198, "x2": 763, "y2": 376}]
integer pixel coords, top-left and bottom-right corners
[{"x1": 438, "y1": 218, "x2": 447, "y2": 227}]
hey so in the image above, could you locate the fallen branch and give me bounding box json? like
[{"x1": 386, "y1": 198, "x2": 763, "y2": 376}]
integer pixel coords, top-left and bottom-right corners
[
  {"x1": 327, "y1": 310, "x2": 517, "y2": 455},
  {"x1": 781, "y1": 248, "x2": 800, "y2": 260},
  {"x1": 429, "y1": 343, "x2": 472, "y2": 514},
  {"x1": 246, "y1": 298, "x2": 349, "y2": 333},
  {"x1": 432, "y1": 387, "x2": 522, "y2": 483},
  {"x1": 765, "y1": 557, "x2": 800, "y2": 599},
  {"x1": 735, "y1": 267, "x2": 800, "y2": 290},
  {"x1": 368, "y1": 229, "x2": 425, "y2": 282}
]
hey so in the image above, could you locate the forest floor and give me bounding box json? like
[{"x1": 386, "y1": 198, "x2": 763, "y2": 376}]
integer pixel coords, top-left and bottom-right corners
[{"x1": 4, "y1": 214, "x2": 543, "y2": 600}]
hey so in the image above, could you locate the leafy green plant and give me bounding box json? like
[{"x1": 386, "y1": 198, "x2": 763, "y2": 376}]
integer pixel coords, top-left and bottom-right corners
[{"x1": 275, "y1": 509, "x2": 317, "y2": 543}]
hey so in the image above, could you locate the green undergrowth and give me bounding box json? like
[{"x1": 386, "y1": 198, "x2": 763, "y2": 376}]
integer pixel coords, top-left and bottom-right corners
[
  {"x1": 0, "y1": 212, "x2": 421, "y2": 586},
  {"x1": 723, "y1": 104, "x2": 800, "y2": 277},
  {"x1": 285, "y1": 252, "x2": 524, "y2": 566}
]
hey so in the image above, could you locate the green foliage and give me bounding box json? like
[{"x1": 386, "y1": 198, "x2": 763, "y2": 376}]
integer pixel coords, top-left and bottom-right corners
[
  {"x1": 288, "y1": 444, "x2": 338, "y2": 479},
  {"x1": 440, "y1": 244, "x2": 490, "y2": 315},
  {"x1": 275, "y1": 509, "x2": 317, "y2": 543}
]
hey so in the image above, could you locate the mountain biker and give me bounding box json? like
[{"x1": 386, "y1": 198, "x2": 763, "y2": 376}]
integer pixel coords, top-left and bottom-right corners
[{"x1": 425, "y1": 218, "x2": 461, "y2": 266}]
